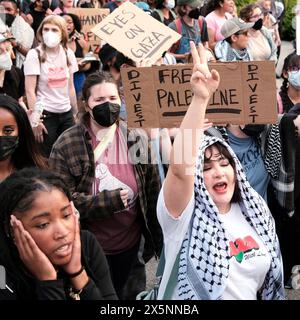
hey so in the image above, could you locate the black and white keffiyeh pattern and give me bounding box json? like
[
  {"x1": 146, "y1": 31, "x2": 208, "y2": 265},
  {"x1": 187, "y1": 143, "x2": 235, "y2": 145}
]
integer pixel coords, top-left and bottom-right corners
[{"x1": 177, "y1": 135, "x2": 285, "y2": 300}]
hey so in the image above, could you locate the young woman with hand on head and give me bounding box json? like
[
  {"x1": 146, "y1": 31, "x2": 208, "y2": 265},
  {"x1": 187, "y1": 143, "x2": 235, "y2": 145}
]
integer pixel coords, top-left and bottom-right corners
[
  {"x1": 0, "y1": 168, "x2": 117, "y2": 300},
  {"x1": 157, "y1": 42, "x2": 285, "y2": 300}
]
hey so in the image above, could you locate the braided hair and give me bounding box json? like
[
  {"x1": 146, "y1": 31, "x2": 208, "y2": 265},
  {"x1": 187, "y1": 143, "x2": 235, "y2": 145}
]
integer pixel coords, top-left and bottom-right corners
[
  {"x1": 0, "y1": 168, "x2": 71, "y2": 297},
  {"x1": 280, "y1": 52, "x2": 300, "y2": 113}
]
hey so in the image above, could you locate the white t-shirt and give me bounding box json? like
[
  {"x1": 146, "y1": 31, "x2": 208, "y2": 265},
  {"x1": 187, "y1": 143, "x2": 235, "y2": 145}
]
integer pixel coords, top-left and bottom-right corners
[
  {"x1": 218, "y1": 203, "x2": 271, "y2": 300},
  {"x1": 157, "y1": 187, "x2": 271, "y2": 300},
  {"x1": 156, "y1": 184, "x2": 195, "y2": 300},
  {"x1": 24, "y1": 46, "x2": 78, "y2": 113}
]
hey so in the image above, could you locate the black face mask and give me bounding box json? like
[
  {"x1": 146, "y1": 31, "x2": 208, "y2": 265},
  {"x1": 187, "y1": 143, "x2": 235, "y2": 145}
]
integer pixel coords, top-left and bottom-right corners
[
  {"x1": 0, "y1": 13, "x2": 16, "y2": 27},
  {"x1": 240, "y1": 124, "x2": 265, "y2": 137},
  {"x1": 91, "y1": 102, "x2": 120, "y2": 127},
  {"x1": 42, "y1": 0, "x2": 50, "y2": 11},
  {"x1": 0, "y1": 136, "x2": 19, "y2": 161},
  {"x1": 188, "y1": 8, "x2": 202, "y2": 20},
  {"x1": 253, "y1": 18, "x2": 263, "y2": 30}
]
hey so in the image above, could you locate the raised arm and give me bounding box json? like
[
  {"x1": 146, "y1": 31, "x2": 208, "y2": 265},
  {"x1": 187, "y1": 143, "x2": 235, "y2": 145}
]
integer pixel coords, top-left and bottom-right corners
[{"x1": 163, "y1": 42, "x2": 220, "y2": 218}]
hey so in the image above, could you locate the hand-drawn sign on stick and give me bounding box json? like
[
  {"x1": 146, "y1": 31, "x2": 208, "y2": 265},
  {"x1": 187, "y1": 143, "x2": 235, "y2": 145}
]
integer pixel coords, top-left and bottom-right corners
[{"x1": 91, "y1": 1, "x2": 181, "y2": 64}]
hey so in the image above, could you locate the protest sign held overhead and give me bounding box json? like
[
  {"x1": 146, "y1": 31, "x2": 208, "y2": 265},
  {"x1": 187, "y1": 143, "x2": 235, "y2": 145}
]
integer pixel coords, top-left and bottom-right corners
[
  {"x1": 121, "y1": 60, "x2": 277, "y2": 128},
  {"x1": 91, "y1": 1, "x2": 181, "y2": 64},
  {"x1": 68, "y1": 8, "x2": 109, "y2": 52}
]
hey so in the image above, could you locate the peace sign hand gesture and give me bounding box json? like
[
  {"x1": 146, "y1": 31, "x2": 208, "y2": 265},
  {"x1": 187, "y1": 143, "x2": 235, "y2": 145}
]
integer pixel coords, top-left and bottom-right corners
[{"x1": 189, "y1": 42, "x2": 220, "y2": 100}]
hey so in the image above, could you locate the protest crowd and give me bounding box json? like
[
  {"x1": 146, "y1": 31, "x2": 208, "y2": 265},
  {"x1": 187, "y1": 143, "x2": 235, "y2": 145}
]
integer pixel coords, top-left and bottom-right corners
[{"x1": 0, "y1": 0, "x2": 300, "y2": 301}]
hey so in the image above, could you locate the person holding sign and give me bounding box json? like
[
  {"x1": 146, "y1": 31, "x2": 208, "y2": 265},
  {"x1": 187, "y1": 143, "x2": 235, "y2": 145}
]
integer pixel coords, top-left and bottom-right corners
[
  {"x1": 49, "y1": 71, "x2": 163, "y2": 299},
  {"x1": 0, "y1": 167, "x2": 117, "y2": 300},
  {"x1": 156, "y1": 41, "x2": 285, "y2": 300}
]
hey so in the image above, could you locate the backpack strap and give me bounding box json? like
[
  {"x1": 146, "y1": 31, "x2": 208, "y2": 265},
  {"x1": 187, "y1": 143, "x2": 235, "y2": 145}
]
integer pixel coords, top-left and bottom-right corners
[
  {"x1": 169, "y1": 18, "x2": 182, "y2": 53},
  {"x1": 35, "y1": 48, "x2": 41, "y2": 64},
  {"x1": 170, "y1": 9, "x2": 177, "y2": 20},
  {"x1": 153, "y1": 9, "x2": 164, "y2": 23},
  {"x1": 174, "y1": 18, "x2": 182, "y2": 35}
]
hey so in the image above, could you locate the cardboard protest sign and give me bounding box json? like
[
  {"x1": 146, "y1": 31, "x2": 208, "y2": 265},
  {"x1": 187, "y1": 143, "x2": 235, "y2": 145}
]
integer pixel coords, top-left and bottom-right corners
[
  {"x1": 91, "y1": 1, "x2": 181, "y2": 64},
  {"x1": 121, "y1": 60, "x2": 277, "y2": 128},
  {"x1": 68, "y1": 8, "x2": 109, "y2": 52}
]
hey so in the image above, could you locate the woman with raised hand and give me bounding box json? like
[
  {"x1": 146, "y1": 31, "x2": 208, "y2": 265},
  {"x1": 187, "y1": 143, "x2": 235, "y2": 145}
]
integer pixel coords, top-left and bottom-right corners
[
  {"x1": 157, "y1": 42, "x2": 285, "y2": 300},
  {"x1": 0, "y1": 167, "x2": 117, "y2": 300}
]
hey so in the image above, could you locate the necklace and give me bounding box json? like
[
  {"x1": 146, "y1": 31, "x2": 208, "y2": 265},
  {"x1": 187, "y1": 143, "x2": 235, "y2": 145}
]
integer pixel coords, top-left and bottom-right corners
[{"x1": 46, "y1": 49, "x2": 60, "y2": 64}]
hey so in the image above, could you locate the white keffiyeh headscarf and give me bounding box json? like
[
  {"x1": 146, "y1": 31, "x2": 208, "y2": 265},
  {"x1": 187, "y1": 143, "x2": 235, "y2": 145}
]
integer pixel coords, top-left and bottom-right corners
[{"x1": 178, "y1": 135, "x2": 285, "y2": 300}]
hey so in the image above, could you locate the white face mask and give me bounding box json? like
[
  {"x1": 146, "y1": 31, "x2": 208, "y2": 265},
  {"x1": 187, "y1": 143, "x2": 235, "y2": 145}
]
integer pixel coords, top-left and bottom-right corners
[
  {"x1": 165, "y1": 0, "x2": 175, "y2": 9},
  {"x1": 288, "y1": 70, "x2": 300, "y2": 90},
  {"x1": 0, "y1": 51, "x2": 12, "y2": 71},
  {"x1": 42, "y1": 31, "x2": 61, "y2": 48}
]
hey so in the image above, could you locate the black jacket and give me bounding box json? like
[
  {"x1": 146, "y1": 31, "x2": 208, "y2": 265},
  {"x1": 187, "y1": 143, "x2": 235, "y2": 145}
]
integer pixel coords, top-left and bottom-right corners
[{"x1": 0, "y1": 230, "x2": 118, "y2": 300}]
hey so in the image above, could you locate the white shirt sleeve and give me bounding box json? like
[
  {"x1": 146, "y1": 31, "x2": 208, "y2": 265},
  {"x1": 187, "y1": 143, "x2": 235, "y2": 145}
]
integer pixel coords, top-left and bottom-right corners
[
  {"x1": 156, "y1": 184, "x2": 195, "y2": 300},
  {"x1": 23, "y1": 49, "x2": 40, "y2": 76},
  {"x1": 157, "y1": 183, "x2": 195, "y2": 241},
  {"x1": 67, "y1": 48, "x2": 79, "y2": 74}
]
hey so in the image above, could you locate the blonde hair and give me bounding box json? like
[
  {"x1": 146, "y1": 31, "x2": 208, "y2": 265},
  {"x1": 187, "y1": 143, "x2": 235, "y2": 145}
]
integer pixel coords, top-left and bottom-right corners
[{"x1": 36, "y1": 15, "x2": 70, "y2": 64}]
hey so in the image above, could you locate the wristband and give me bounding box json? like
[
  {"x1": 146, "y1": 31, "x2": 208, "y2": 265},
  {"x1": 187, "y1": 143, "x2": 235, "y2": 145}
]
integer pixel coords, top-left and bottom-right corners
[{"x1": 67, "y1": 266, "x2": 85, "y2": 279}]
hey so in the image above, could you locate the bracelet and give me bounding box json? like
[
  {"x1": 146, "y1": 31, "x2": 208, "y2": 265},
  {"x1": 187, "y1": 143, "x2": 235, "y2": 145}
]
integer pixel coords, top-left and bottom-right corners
[{"x1": 67, "y1": 266, "x2": 85, "y2": 279}]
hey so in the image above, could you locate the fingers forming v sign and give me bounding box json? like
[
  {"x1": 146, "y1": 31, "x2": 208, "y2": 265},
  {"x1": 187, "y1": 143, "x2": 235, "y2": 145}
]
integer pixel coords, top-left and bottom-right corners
[
  {"x1": 10, "y1": 215, "x2": 57, "y2": 281},
  {"x1": 190, "y1": 42, "x2": 220, "y2": 100}
]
